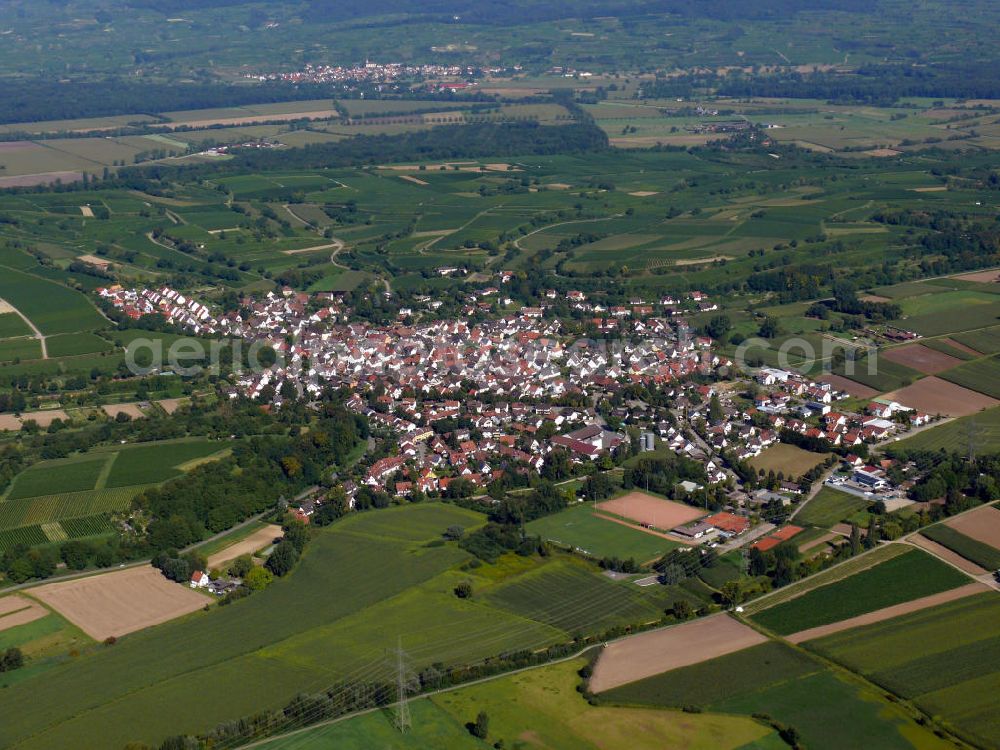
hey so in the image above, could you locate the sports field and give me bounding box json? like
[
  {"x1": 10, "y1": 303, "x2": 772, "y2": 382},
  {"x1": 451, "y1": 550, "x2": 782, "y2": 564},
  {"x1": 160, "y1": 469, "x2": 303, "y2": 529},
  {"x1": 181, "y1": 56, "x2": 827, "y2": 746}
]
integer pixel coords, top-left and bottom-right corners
[
  {"x1": 749, "y1": 548, "x2": 970, "y2": 636},
  {"x1": 811, "y1": 593, "x2": 1000, "y2": 748},
  {"x1": 526, "y1": 502, "x2": 680, "y2": 561},
  {"x1": 596, "y1": 492, "x2": 704, "y2": 530}
]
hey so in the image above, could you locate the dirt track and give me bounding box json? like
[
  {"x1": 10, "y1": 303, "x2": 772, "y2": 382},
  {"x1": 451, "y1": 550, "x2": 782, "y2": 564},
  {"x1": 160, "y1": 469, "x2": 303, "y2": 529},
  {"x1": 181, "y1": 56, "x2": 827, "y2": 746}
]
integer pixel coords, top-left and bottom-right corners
[
  {"x1": 799, "y1": 532, "x2": 837, "y2": 554},
  {"x1": 589, "y1": 614, "x2": 767, "y2": 692},
  {"x1": 785, "y1": 582, "x2": 989, "y2": 643},
  {"x1": 207, "y1": 524, "x2": 283, "y2": 570},
  {"x1": 163, "y1": 109, "x2": 341, "y2": 130},
  {"x1": 30, "y1": 565, "x2": 207, "y2": 641},
  {"x1": 597, "y1": 492, "x2": 704, "y2": 530},
  {"x1": 910, "y1": 534, "x2": 987, "y2": 575}
]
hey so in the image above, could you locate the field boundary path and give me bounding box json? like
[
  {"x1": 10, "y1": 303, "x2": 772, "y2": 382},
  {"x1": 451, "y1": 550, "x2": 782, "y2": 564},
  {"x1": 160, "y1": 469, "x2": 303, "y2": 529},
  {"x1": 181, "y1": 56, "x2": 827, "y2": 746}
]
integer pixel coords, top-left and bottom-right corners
[
  {"x1": 93, "y1": 452, "x2": 119, "y2": 490},
  {"x1": 281, "y1": 241, "x2": 343, "y2": 256},
  {"x1": 512, "y1": 212, "x2": 624, "y2": 254},
  {"x1": 784, "y1": 581, "x2": 989, "y2": 643},
  {"x1": 908, "y1": 533, "x2": 988, "y2": 576},
  {"x1": 0, "y1": 296, "x2": 47, "y2": 358}
]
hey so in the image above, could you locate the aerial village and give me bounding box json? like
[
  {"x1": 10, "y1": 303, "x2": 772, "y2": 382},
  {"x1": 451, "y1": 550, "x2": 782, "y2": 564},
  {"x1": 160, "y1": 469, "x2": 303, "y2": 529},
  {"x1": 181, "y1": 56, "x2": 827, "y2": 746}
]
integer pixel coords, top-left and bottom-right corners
[{"x1": 98, "y1": 279, "x2": 937, "y2": 550}]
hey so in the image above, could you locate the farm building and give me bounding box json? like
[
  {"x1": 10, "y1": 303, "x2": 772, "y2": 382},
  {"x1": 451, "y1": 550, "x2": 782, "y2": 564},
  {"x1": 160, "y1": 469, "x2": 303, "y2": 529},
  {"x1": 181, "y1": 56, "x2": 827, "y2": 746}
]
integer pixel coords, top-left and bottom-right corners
[
  {"x1": 705, "y1": 512, "x2": 750, "y2": 535},
  {"x1": 670, "y1": 521, "x2": 719, "y2": 540}
]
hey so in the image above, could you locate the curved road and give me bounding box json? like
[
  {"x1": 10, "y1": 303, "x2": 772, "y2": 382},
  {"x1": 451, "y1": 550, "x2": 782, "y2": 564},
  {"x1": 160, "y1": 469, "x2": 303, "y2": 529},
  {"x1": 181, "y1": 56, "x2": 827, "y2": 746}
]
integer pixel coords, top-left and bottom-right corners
[{"x1": 0, "y1": 297, "x2": 47, "y2": 359}]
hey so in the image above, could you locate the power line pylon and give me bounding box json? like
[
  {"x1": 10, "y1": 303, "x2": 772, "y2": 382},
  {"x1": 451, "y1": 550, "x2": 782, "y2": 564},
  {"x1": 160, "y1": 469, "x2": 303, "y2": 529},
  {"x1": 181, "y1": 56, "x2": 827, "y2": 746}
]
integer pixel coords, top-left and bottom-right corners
[
  {"x1": 393, "y1": 636, "x2": 412, "y2": 733},
  {"x1": 964, "y1": 415, "x2": 985, "y2": 465}
]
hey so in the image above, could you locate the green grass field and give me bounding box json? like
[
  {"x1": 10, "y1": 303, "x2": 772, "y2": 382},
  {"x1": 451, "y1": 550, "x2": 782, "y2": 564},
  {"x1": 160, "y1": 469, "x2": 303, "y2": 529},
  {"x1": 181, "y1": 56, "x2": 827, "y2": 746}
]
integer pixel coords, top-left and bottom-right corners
[
  {"x1": 952, "y1": 325, "x2": 1000, "y2": 355},
  {"x1": 605, "y1": 641, "x2": 818, "y2": 707},
  {"x1": 831, "y1": 357, "x2": 922, "y2": 393},
  {"x1": 748, "y1": 444, "x2": 829, "y2": 479},
  {"x1": 920, "y1": 338, "x2": 977, "y2": 361},
  {"x1": 0, "y1": 502, "x2": 701, "y2": 749},
  {"x1": 698, "y1": 551, "x2": 743, "y2": 590},
  {"x1": 921, "y1": 524, "x2": 1000, "y2": 570},
  {"x1": 795, "y1": 487, "x2": 871, "y2": 528},
  {"x1": 603, "y1": 641, "x2": 953, "y2": 750},
  {"x1": 0, "y1": 337, "x2": 41, "y2": 362},
  {"x1": 939, "y1": 355, "x2": 1000, "y2": 398},
  {"x1": 5, "y1": 456, "x2": 109, "y2": 500},
  {"x1": 750, "y1": 548, "x2": 969, "y2": 635},
  {"x1": 526, "y1": 502, "x2": 679, "y2": 562},
  {"x1": 0, "y1": 313, "x2": 32, "y2": 338},
  {"x1": 0, "y1": 267, "x2": 105, "y2": 336},
  {"x1": 811, "y1": 593, "x2": 1000, "y2": 748},
  {"x1": 44, "y1": 332, "x2": 113, "y2": 358},
  {"x1": 485, "y1": 558, "x2": 662, "y2": 635},
  {"x1": 895, "y1": 406, "x2": 1000, "y2": 453},
  {"x1": 741, "y1": 545, "x2": 910, "y2": 616},
  {"x1": 260, "y1": 657, "x2": 779, "y2": 750},
  {"x1": 101, "y1": 439, "x2": 233, "y2": 488}
]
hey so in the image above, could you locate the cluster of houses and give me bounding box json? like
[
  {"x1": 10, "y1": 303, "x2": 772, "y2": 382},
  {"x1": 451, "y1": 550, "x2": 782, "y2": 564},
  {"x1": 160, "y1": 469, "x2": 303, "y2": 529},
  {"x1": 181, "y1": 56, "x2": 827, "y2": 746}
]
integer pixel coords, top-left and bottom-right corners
[
  {"x1": 347, "y1": 392, "x2": 627, "y2": 495},
  {"x1": 98, "y1": 286, "x2": 216, "y2": 332},
  {"x1": 449, "y1": 281, "x2": 719, "y2": 327},
  {"x1": 751, "y1": 368, "x2": 932, "y2": 447},
  {"x1": 99, "y1": 284, "x2": 934, "y2": 520},
  {"x1": 100, "y1": 286, "x2": 729, "y2": 409},
  {"x1": 246, "y1": 61, "x2": 507, "y2": 86}
]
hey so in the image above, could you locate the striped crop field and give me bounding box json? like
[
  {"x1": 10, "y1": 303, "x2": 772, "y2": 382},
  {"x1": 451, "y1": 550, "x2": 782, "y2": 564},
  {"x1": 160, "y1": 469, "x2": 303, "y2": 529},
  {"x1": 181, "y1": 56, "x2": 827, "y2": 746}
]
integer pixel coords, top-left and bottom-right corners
[
  {"x1": 0, "y1": 485, "x2": 148, "y2": 531},
  {"x1": 61, "y1": 514, "x2": 117, "y2": 539},
  {"x1": 0, "y1": 525, "x2": 47, "y2": 551},
  {"x1": 40, "y1": 522, "x2": 69, "y2": 542}
]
